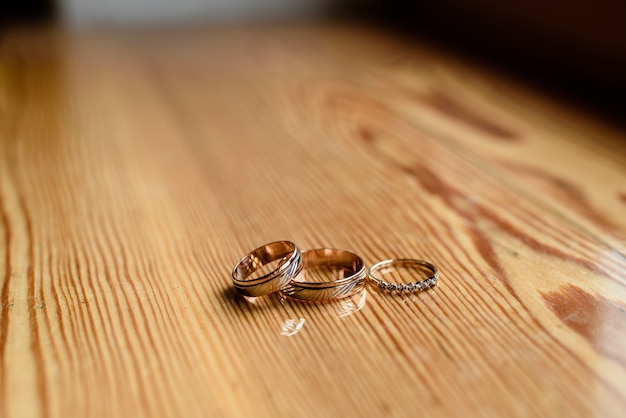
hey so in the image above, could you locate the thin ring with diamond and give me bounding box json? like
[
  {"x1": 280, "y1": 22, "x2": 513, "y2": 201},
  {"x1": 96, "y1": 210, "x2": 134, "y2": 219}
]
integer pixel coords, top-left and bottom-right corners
[{"x1": 368, "y1": 259, "x2": 438, "y2": 293}]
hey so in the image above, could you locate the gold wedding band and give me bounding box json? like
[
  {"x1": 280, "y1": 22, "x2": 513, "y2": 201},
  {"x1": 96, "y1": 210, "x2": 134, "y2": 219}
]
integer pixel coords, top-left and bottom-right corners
[
  {"x1": 232, "y1": 241, "x2": 302, "y2": 297},
  {"x1": 280, "y1": 248, "x2": 366, "y2": 302},
  {"x1": 368, "y1": 259, "x2": 438, "y2": 293}
]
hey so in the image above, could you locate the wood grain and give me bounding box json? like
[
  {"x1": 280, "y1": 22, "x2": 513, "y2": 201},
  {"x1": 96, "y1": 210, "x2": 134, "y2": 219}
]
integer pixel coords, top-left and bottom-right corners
[{"x1": 1, "y1": 23, "x2": 626, "y2": 417}]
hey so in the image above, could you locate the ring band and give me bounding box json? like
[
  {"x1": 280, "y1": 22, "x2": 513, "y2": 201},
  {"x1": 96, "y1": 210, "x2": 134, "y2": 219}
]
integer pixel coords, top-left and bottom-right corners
[
  {"x1": 368, "y1": 259, "x2": 438, "y2": 293},
  {"x1": 232, "y1": 241, "x2": 302, "y2": 297},
  {"x1": 280, "y1": 248, "x2": 366, "y2": 302}
]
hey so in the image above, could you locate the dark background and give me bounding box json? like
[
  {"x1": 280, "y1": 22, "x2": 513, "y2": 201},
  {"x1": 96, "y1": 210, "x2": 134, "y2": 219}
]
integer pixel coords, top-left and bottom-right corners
[{"x1": 2, "y1": 0, "x2": 625, "y2": 123}]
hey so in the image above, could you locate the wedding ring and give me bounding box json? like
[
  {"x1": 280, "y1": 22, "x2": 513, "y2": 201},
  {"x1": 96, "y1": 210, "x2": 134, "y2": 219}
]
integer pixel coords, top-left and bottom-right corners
[
  {"x1": 368, "y1": 259, "x2": 438, "y2": 293},
  {"x1": 281, "y1": 248, "x2": 366, "y2": 302},
  {"x1": 232, "y1": 241, "x2": 302, "y2": 297}
]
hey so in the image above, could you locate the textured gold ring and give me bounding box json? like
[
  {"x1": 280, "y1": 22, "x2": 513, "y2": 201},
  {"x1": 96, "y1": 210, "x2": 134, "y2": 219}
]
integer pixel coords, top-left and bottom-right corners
[
  {"x1": 368, "y1": 259, "x2": 438, "y2": 293},
  {"x1": 232, "y1": 241, "x2": 302, "y2": 297},
  {"x1": 280, "y1": 248, "x2": 366, "y2": 302}
]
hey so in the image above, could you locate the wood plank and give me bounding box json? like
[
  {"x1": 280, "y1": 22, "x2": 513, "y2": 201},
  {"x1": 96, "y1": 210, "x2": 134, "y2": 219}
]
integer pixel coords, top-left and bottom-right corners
[{"x1": 1, "y1": 23, "x2": 625, "y2": 417}]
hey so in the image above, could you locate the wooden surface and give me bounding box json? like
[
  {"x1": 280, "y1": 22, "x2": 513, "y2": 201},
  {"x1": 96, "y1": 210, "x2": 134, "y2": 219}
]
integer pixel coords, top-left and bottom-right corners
[{"x1": 1, "y1": 22, "x2": 626, "y2": 417}]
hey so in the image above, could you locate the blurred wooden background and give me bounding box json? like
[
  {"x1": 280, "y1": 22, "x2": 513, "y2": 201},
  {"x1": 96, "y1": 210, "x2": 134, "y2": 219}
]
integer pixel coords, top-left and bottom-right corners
[{"x1": 1, "y1": 21, "x2": 625, "y2": 417}]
